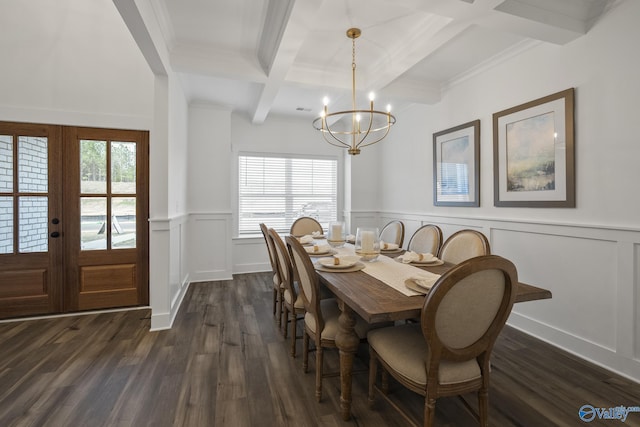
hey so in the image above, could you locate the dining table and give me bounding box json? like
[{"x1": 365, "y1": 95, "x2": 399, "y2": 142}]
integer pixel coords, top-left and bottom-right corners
[{"x1": 311, "y1": 244, "x2": 553, "y2": 421}]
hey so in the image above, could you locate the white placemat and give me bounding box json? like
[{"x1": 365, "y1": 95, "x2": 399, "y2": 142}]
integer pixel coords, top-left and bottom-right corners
[{"x1": 333, "y1": 246, "x2": 441, "y2": 296}]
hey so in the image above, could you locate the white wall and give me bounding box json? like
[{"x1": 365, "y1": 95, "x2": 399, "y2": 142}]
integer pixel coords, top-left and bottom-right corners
[
  {"x1": 0, "y1": 0, "x2": 153, "y2": 128},
  {"x1": 373, "y1": 0, "x2": 640, "y2": 381},
  {"x1": 185, "y1": 104, "x2": 233, "y2": 282}
]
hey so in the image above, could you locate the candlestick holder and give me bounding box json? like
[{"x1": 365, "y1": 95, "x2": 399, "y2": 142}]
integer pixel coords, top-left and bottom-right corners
[
  {"x1": 355, "y1": 227, "x2": 380, "y2": 261},
  {"x1": 327, "y1": 221, "x2": 346, "y2": 248}
]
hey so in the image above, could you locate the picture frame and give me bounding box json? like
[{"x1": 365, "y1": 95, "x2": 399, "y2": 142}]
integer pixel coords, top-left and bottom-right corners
[
  {"x1": 493, "y1": 88, "x2": 575, "y2": 207},
  {"x1": 433, "y1": 119, "x2": 480, "y2": 207}
]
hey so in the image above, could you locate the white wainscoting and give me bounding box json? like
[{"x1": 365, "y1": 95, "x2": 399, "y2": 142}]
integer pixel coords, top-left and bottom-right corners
[
  {"x1": 356, "y1": 210, "x2": 640, "y2": 382},
  {"x1": 233, "y1": 236, "x2": 271, "y2": 274},
  {"x1": 149, "y1": 214, "x2": 191, "y2": 331},
  {"x1": 188, "y1": 212, "x2": 233, "y2": 282}
]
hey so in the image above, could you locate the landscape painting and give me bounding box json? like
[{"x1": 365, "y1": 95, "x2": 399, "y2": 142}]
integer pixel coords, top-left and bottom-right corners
[
  {"x1": 492, "y1": 88, "x2": 575, "y2": 207},
  {"x1": 505, "y1": 111, "x2": 555, "y2": 192}
]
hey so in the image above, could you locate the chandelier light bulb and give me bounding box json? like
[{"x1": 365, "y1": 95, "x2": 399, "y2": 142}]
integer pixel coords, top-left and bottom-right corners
[
  {"x1": 386, "y1": 104, "x2": 391, "y2": 113},
  {"x1": 323, "y1": 96, "x2": 329, "y2": 106},
  {"x1": 355, "y1": 114, "x2": 361, "y2": 122},
  {"x1": 369, "y1": 92, "x2": 375, "y2": 102}
]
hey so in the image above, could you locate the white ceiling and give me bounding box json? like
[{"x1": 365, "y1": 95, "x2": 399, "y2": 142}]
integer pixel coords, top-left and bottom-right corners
[{"x1": 123, "y1": 0, "x2": 615, "y2": 123}]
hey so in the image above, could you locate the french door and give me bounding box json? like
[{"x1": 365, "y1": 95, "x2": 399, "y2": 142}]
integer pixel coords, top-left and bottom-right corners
[{"x1": 0, "y1": 121, "x2": 149, "y2": 319}]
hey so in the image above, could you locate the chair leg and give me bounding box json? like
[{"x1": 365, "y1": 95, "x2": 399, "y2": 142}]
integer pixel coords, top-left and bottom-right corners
[
  {"x1": 368, "y1": 348, "x2": 378, "y2": 406},
  {"x1": 290, "y1": 313, "x2": 297, "y2": 357},
  {"x1": 303, "y1": 332, "x2": 309, "y2": 372},
  {"x1": 424, "y1": 396, "x2": 436, "y2": 427},
  {"x1": 381, "y1": 369, "x2": 389, "y2": 394},
  {"x1": 272, "y1": 288, "x2": 277, "y2": 316},
  {"x1": 478, "y1": 388, "x2": 489, "y2": 427},
  {"x1": 276, "y1": 289, "x2": 284, "y2": 327},
  {"x1": 282, "y1": 306, "x2": 289, "y2": 338},
  {"x1": 315, "y1": 346, "x2": 323, "y2": 402}
]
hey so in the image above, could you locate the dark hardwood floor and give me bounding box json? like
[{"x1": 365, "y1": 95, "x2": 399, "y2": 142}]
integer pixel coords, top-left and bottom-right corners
[{"x1": 1, "y1": 272, "x2": 639, "y2": 426}]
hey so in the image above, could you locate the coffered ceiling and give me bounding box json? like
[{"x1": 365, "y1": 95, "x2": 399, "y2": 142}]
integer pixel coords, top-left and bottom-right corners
[{"x1": 119, "y1": 0, "x2": 615, "y2": 123}]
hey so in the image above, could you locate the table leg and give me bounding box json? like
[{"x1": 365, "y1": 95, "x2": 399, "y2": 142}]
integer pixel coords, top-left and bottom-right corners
[{"x1": 335, "y1": 300, "x2": 360, "y2": 421}]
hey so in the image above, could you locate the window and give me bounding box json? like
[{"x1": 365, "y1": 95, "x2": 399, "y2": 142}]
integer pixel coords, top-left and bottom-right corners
[{"x1": 238, "y1": 154, "x2": 338, "y2": 235}]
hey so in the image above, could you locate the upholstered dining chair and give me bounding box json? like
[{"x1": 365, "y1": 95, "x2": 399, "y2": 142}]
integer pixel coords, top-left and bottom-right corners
[
  {"x1": 269, "y1": 228, "x2": 305, "y2": 357},
  {"x1": 260, "y1": 223, "x2": 283, "y2": 325},
  {"x1": 290, "y1": 216, "x2": 323, "y2": 237},
  {"x1": 367, "y1": 255, "x2": 518, "y2": 427},
  {"x1": 438, "y1": 229, "x2": 490, "y2": 264},
  {"x1": 286, "y1": 235, "x2": 371, "y2": 402},
  {"x1": 407, "y1": 224, "x2": 443, "y2": 255},
  {"x1": 380, "y1": 220, "x2": 405, "y2": 247}
]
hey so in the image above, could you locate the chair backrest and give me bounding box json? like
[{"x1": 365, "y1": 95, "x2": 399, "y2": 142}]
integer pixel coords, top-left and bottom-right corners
[
  {"x1": 260, "y1": 223, "x2": 280, "y2": 283},
  {"x1": 268, "y1": 228, "x2": 296, "y2": 300},
  {"x1": 407, "y1": 224, "x2": 442, "y2": 255},
  {"x1": 286, "y1": 235, "x2": 323, "y2": 334},
  {"x1": 420, "y1": 255, "x2": 517, "y2": 377},
  {"x1": 290, "y1": 217, "x2": 323, "y2": 237},
  {"x1": 379, "y1": 220, "x2": 405, "y2": 247},
  {"x1": 438, "y1": 229, "x2": 490, "y2": 264}
]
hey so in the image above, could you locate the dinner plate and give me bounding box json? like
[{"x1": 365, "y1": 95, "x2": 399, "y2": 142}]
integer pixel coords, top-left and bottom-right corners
[
  {"x1": 381, "y1": 248, "x2": 403, "y2": 254},
  {"x1": 306, "y1": 248, "x2": 334, "y2": 256},
  {"x1": 404, "y1": 279, "x2": 432, "y2": 294},
  {"x1": 317, "y1": 257, "x2": 358, "y2": 269},
  {"x1": 410, "y1": 259, "x2": 444, "y2": 266},
  {"x1": 315, "y1": 261, "x2": 365, "y2": 273}
]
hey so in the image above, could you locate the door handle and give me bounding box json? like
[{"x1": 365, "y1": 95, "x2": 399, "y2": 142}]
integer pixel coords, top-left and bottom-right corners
[{"x1": 50, "y1": 231, "x2": 60, "y2": 238}]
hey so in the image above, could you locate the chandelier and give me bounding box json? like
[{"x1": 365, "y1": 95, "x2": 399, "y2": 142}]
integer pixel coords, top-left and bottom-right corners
[{"x1": 312, "y1": 28, "x2": 396, "y2": 155}]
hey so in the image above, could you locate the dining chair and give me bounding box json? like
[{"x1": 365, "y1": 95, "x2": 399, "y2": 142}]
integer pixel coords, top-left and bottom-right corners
[
  {"x1": 438, "y1": 229, "x2": 490, "y2": 264},
  {"x1": 379, "y1": 220, "x2": 405, "y2": 247},
  {"x1": 290, "y1": 216, "x2": 323, "y2": 237},
  {"x1": 367, "y1": 255, "x2": 518, "y2": 427},
  {"x1": 269, "y1": 228, "x2": 305, "y2": 357},
  {"x1": 286, "y1": 235, "x2": 371, "y2": 402},
  {"x1": 407, "y1": 224, "x2": 443, "y2": 255},
  {"x1": 260, "y1": 223, "x2": 283, "y2": 325}
]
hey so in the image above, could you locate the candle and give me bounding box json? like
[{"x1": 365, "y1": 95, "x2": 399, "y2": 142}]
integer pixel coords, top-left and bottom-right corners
[
  {"x1": 361, "y1": 230, "x2": 375, "y2": 252},
  {"x1": 331, "y1": 223, "x2": 342, "y2": 240}
]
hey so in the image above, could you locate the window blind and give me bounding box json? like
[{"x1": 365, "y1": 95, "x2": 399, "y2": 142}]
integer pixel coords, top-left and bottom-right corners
[{"x1": 238, "y1": 154, "x2": 337, "y2": 235}]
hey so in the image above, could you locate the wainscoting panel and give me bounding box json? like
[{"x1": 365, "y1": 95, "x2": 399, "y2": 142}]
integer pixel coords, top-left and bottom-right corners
[
  {"x1": 491, "y1": 228, "x2": 617, "y2": 351},
  {"x1": 188, "y1": 213, "x2": 233, "y2": 282},
  {"x1": 375, "y1": 210, "x2": 640, "y2": 382}
]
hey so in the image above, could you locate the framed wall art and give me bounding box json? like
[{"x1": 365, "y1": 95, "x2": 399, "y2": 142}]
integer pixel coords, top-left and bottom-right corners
[
  {"x1": 493, "y1": 88, "x2": 575, "y2": 207},
  {"x1": 433, "y1": 119, "x2": 480, "y2": 207}
]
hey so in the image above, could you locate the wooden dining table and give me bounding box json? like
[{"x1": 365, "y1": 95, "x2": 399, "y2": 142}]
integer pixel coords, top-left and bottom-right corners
[{"x1": 315, "y1": 251, "x2": 552, "y2": 421}]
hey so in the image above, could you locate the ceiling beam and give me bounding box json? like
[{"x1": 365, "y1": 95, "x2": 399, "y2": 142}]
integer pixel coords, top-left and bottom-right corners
[
  {"x1": 251, "y1": 0, "x2": 326, "y2": 124},
  {"x1": 112, "y1": 0, "x2": 167, "y2": 75}
]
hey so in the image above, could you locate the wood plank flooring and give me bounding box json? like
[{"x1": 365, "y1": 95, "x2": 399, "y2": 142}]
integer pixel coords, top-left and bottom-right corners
[{"x1": 1, "y1": 272, "x2": 639, "y2": 426}]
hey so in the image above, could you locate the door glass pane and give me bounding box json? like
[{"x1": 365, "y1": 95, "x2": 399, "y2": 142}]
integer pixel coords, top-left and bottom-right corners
[
  {"x1": 111, "y1": 142, "x2": 136, "y2": 194},
  {"x1": 112, "y1": 197, "x2": 136, "y2": 249},
  {"x1": 0, "y1": 135, "x2": 13, "y2": 192},
  {"x1": 80, "y1": 140, "x2": 107, "y2": 194},
  {"x1": 18, "y1": 196, "x2": 48, "y2": 253},
  {"x1": 0, "y1": 197, "x2": 13, "y2": 254},
  {"x1": 81, "y1": 197, "x2": 106, "y2": 250},
  {"x1": 18, "y1": 136, "x2": 47, "y2": 193}
]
